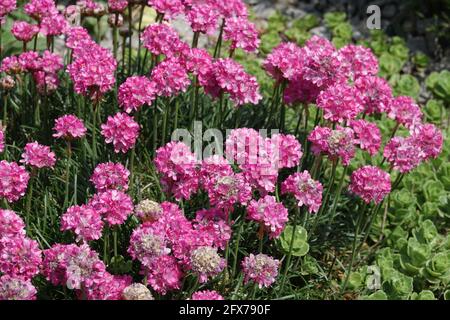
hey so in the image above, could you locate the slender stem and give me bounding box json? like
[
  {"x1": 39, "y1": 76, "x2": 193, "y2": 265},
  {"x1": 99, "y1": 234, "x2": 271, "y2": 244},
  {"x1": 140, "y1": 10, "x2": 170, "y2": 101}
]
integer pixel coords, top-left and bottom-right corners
[
  {"x1": 136, "y1": 4, "x2": 145, "y2": 71},
  {"x1": 213, "y1": 20, "x2": 225, "y2": 58},
  {"x1": 128, "y1": 4, "x2": 133, "y2": 75},
  {"x1": 280, "y1": 207, "x2": 300, "y2": 292},
  {"x1": 113, "y1": 227, "x2": 118, "y2": 258},
  {"x1": 174, "y1": 98, "x2": 179, "y2": 131},
  {"x1": 192, "y1": 31, "x2": 200, "y2": 48},
  {"x1": 231, "y1": 220, "x2": 244, "y2": 278},
  {"x1": 112, "y1": 15, "x2": 119, "y2": 59},
  {"x1": 327, "y1": 166, "x2": 349, "y2": 222},
  {"x1": 152, "y1": 101, "x2": 158, "y2": 156},
  {"x1": 64, "y1": 141, "x2": 72, "y2": 209},
  {"x1": 2, "y1": 93, "x2": 7, "y2": 127}
]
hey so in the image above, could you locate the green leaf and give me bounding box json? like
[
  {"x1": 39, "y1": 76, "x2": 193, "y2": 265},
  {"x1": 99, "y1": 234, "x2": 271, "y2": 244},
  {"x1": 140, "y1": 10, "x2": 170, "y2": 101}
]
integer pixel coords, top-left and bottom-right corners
[
  {"x1": 279, "y1": 225, "x2": 309, "y2": 257},
  {"x1": 410, "y1": 290, "x2": 436, "y2": 300},
  {"x1": 324, "y1": 12, "x2": 347, "y2": 29},
  {"x1": 360, "y1": 290, "x2": 388, "y2": 300},
  {"x1": 379, "y1": 53, "x2": 403, "y2": 78},
  {"x1": 109, "y1": 255, "x2": 133, "y2": 274},
  {"x1": 390, "y1": 74, "x2": 420, "y2": 99}
]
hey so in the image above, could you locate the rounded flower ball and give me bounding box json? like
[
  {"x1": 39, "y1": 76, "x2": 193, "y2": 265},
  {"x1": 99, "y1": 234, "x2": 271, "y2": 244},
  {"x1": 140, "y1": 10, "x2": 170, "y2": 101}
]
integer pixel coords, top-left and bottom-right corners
[
  {"x1": 247, "y1": 195, "x2": 288, "y2": 239},
  {"x1": 134, "y1": 199, "x2": 162, "y2": 222},
  {"x1": 122, "y1": 283, "x2": 154, "y2": 300},
  {"x1": 349, "y1": 166, "x2": 391, "y2": 204},
  {"x1": 90, "y1": 189, "x2": 134, "y2": 225},
  {"x1": 101, "y1": 112, "x2": 140, "y2": 153},
  {"x1": 11, "y1": 21, "x2": 39, "y2": 42},
  {"x1": 191, "y1": 290, "x2": 224, "y2": 300},
  {"x1": 0, "y1": 160, "x2": 30, "y2": 203},
  {"x1": 281, "y1": 171, "x2": 323, "y2": 213},
  {"x1": 0, "y1": 275, "x2": 37, "y2": 300},
  {"x1": 53, "y1": 114, "x2": 87, "y2": 140},
  {"x1": 190, "y1": 246, "x2": 225, "y2": 283},
  {"x1": 20, "y1": 142, "x2": 56, "y2": 169},
  {"x1": 90, "y1": 162, "x2": 130, "y2": 192},
  {"x1": 118, "y1": 76, "x2": 156, "y2": 113},
  {"x1": 60, "y1": 204, "x2": 104, "y2": 242},
  {"x1": 241, "y1": 253, "x2": 280, "y2": 288}
]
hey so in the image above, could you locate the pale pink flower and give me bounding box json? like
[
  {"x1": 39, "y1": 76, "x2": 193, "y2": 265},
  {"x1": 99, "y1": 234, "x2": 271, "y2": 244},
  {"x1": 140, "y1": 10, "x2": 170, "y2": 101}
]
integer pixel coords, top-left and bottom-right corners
[
  {"x1": 143, "y1": 255, "x2": 183, "y2": 295},
  {"x1": 281, "y1": 171, "x2": 323, "y2": 213},
  {"x1": 0, "y1": 236, "x2": 42, "y2": 280},
  {"x1": 101, "y1": 112, "x2": 140, "y2": 153},
  {"x1": 349, "y1": 166, "x2": 391, "y2": 204},
  {"x1": 128, "y1": 224, "x2": 170, "y2": 267},
  {"x1": 242, "y1": 253, "x2": 279, "y2": 288},
  {"x1": 190, "y1": 246, "x2": 225, "y2": 283},
  {"x1": 20, "y1": 141, "x2": 56, "y2": 169}
]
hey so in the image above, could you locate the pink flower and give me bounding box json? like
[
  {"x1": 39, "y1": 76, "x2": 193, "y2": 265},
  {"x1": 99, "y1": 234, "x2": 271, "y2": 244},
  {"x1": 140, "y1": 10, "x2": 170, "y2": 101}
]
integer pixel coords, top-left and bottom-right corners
[
  {"x1": 247, "y1": 195, "x2": 288, "y2": 239},
  {"x1": 33, "y1": 71, "x2": 60, "y2": 94},
  {"x1": 0, "y1": 125, "x2": 4, "y2": 153},
  {"x1": 283, "y1": 75, "x2": 321, "y2": 105},
  {"x1": 128, "y1": 224, "x2": 170, "y2": 267},
  {"x1": 308, "y1": 126, "x2": 355, "y2": 166},
  {"x1": 317, "y1": 83, "x2": 364, "y2": 122},
  {"x1": 41, "y1": 243, "x2": 80, "y2": 286},
  {"x1": 281, "y1": 171, "x2": 323, "y2": 213},
  {"x1": 148, "y1": 0, "x2": 184, "y2": 19},
  {"x1": 61, "y1": 204, "x2": 104, "y2": 242},
  {"x1": 122, "y1": 283, "x2": 154, "y2": 300},
  {"x1": 40, "y1": 50, "x2": 63, "y2": 74},
  {"x1": 0, "y1": 56, "x2": 24, "y2": 74},
  {"x1": 186, "y1": 3, "x2": 219, "y2": 34},
  {"x1": 338, "y1": 44, "x2": 379, "y2": 80},
  {"x1": 349, "y1": 166, "x2": 391, "y2": 204},
  {"x1": 20, "y1": 141, "x2": 56, "y2": 169},
  {"x1": 209, "y1": 58, "x2": 261, "y2": 106},
  {"x1": 67, "y1": 42, "x2": 117, "y2": 101},
  {"x1": 410, "y1": 123, "x2": 443, "y2": 161},
  {"x1": 349, "y1": 120, "x2": 381, "y2": 156},
  {"x1": 108, "y1": 0, "x2": 128, "y2": 13},
  {"x1": 90, "y1": 189, "x2": 134, "y2": 225},
  {"x1": 0, "y1": 236, "x2": 42, "y2": 280},
  {"x1": 39, "y1": 13, "x2": 68, "y2": 36},
  {"x1": 90, "y1": 162, "x2": 130, "y2": 192},
  {"x1": 190, "y1": 246, "x2": 225, "y2": 283},
  {"x1": 0, "y1": 0, "x2": 16, "y2": 20},
  {"x1": 223, "y1": 16, "x2": 259, "y2": 53},
  {"x1": 101, "y1": 112, "x2": 140, "y2": 153},
  {"x1": 53, "y1": 114, "x2": 87, "y2": 140},
  {"x1": 191, "y1": 290, "x2": 224, "y2": 300},
  {"x1": 0, "y1": 160, "x2": 29, "y2": 203},
  {"x1": 186, "y1": 48, "x2": 213, "y2": 77},
  {"x1": 214, "y1": 0, "x2": 248, "y2": 19},
  {"x1": 0, "y1": 275, "x2": 37, "y2": 300},
  {"x1": 355, "y1": 75, "x2": 392, "y2": 114},
  {"x1": 0, "y1": 209, "x2": 25, "y2": 237},
  {"x1": 18, "y1": 51, "x2": 41, "y2": 71},
  {"x1": 194, "y1": 209, "x2": 231, "y2": 250},
  {"x1": 387, "y1": 96, "x2": 423, "y2": 129},
  {"x1": 269, "y1": 133, "x2": 302, "y2": 169},
  {"x1": 141, "y1": 23, "x2": 184, "y2": 57},
  {"x1": 263, "y1": 42, "x2": 303, "y2": 81},
  {"x1": 24, "y1": 0, "x2": 57, "y2": 20},
  {"x1": 383, "y1": 136, "x2": 422, "y2": 173},
  {"x1": 83, "y1": 273, "x2": 132, "y2": 300},
  {"x1": 151, "y1": 58, "x2": 190, "y2": 97},
  {"x1": 143, "y1": 255, "x2": 183, "y2": 295},
  {"x1": 134, "y1": 199, "x2": 162, "y2": 223},
  {"x1": 65, "y1": 26, "x2": 94, "y2": 50},
  {"x1": 118, "y1": 76, "x2": 156, "y2": 113},
  {"x1": 241, "y1": 253, "x2": 279, "y2": 288},
  {"x1": 11, "y1": 21, "x2": 39, "y2": 42},
  {"x1": 154, "y1": 141, "x2": 199, "y2": 200}
]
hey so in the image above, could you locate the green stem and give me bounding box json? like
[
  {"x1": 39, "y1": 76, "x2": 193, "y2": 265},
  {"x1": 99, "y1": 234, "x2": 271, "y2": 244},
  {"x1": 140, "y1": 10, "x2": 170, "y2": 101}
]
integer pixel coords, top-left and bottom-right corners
[
  {"x1": 213, "y1": 20, "x2": 225, "y2": 58},
  {"x1": 128, "y1": 4, "x2": 133, "y2": 75},
  {"x1": 231, "y1": 220, "x2": 244, "y2": 278},
  {"x1": 280, "y1": 207, "x2": 300, "y2": 292},
  {"x1": 64, "y1": 141, "x2": 72, "y2": 209},
  {"x1": 112, "y1": 16, "x2": 118, "y2": 59},
  {"x1": 136, "y1": 4, "x2": 145, "y2": 71}
]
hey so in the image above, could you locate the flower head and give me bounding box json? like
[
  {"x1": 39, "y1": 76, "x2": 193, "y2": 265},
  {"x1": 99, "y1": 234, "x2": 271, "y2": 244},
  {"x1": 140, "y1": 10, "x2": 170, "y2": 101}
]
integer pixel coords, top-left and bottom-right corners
[
  {"x1": 191, "y1": 290, "x2": 224, "y2": 300},
  {"x1": 90, "y1": 162, "x2": 130, "y2": 192},
  {"x1": 247, "y1": 195, "x2": 288, "y2": 239},
  {"x1": 20, "y1": 141, "x2": 56, "y2": 169},
  {"x1": 122, "y1": 283, "x2": 154, "y2": 300},
  {"x1": 263, "y1": 42, "x2": 303, "y2": 81},
  {"x1": 224, "y1": 16, "x2": 259, "y2": 53},
  {"x1": 0, "y1": 236, "x2": 42, "y2": 280},
  {"x1": 411, "y1": 123, "x2": 443, "y2": 161},
  {"x1": 388, "y1": 96, "x2": 422, "y2": 129},
  {"x1": 0, "y1": 209, "x2": 25, "y2": 237},
  {"x1": 0, "y1": 161, "x2": 29, "y2": 203},
  {"x1": 108, "y1": 0, "x2": 128, "y2": 13},
  {"x1": 186, "y1": 3, "x2": 219, "y2": 34},
  {"x1": 90, "y1": 189, "x2": 134, "y2": 225},
  {"x1": 281, "y1": 171, "x2": 323, "y2": 213},
  {"x1": 61, "y1": 204, "x2": 104, "y2": 242},
  {"x1": 383, "y1": 136, "x2": 422, "y2": 173},
  {"x1": 11, "y1": 21, "x2": 39, "y2": 42},
  {"x1": 317, "y1": 83, "x2": 364, "y2": 122},
  {"x1": 0, "y1": 275, "x2": 37, "y2": 300},
  {"x1": 144, "y1": 255, "x2": 183, "y2": 295},
  {"x1": 151, "y1": 58, "x2": 190, "y2": 97},
  {"x1": 53, "y1": 114, "x2": 87, "y2": 140},
  {"x1": 134, "y1": 199, "x2": 162, "y2": 222},
  {"x1": 349, "y1": 166, "x2": 391, "y2": 204},
  {"x1": 338, "y1": 44, "x2": 379, "y2": 80},
  {"x1": 355, "y1": 75, "x2": 392, "y2": 114},
  {"x1": 118, "y1": 76, "x2": 156, "y2": 113},
  {"x1": 128, "y1": 224, "x2": 170, "y2": 267},
  {"x1": 349, "y1": 120, "x2": 381, "y2": 156},
  {"x1": 147, "y1": 0, "x2": 184, "y2": 19},
  {"x1": 241, "y1": 253, "x2": 279, "y2": 288},
  {"x1": 141, "y1": 23, "x2": 184, "y2": 57},
  {"x1": 101, "y1": 112, "x2": 140, "y2": 153},
  {"x1": 39, "y1": 13, "x2": 68, "y2": 36},
  {"x1": 190, "y1": 246, "x2": 225, "y2": 283}
]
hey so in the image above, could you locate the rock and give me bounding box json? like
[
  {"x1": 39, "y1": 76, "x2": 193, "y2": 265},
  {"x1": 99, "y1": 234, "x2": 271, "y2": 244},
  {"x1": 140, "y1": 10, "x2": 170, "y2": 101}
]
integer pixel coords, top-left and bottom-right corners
[
  {"x1": 407, "y1": 37, "x2": 429, "y2": 54},
  {"x1": 310, "y1": 26, "x2": 331, "y2": 39}
]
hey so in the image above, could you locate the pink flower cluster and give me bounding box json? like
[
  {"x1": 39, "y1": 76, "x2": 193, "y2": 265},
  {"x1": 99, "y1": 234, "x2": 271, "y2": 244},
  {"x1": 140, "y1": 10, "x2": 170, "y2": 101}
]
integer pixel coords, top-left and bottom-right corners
[
  {"x1": 148, "y1": 0, "x2": 184, "y2": 19},
  {"x1": 317, "y1": 83, "x2": 363, "y2": 123},
  {"x1": 0, "y1": 209, "x2": 41, "y2": 300},
  {"x1": 0, "y1": 161, "x2": 29, "y2": 203},
  {"x1": 20, "y1": 141, "x2": 56, "y2": 169},
  {"x1": 349, "y1": 120, "x2": 381, "y2": 156},
  {"x1": 101, "y1": 112, "x2": 140, "y2": 153},
  {"x1": 61, "y1": 204, "x2": 104, "y2": 242},
  {"x1": 11, "y1": 21, "x2": 39, "y2": 42},
  {"x1": 241, "y1": 253, "x2": 279, "y2": 288},
  {"x1": 223, "y1": 16, "x2": 260, "y2": 53},
  {"x1": 281, "y1": 171, "x2": 323, "y2": 213},
  {"x1": 53, "y1": 114, "x2": 87, "y2": 140},
  {"x1": 118, "y1": 76, "x2": 156, "y2": 113},
  {"x1": 247, "y1": 195, "x2": 288, "y2": 239},
  {"x1": 191, "y1": 290, "x2": 224, "y2": 300},
  {"x1": 90, "y1": 189, "x2": 134, "y2": 225},
  {"x1": 141, "y1": 23, "x2": 186, "y2": 57},
  {"x1": 349, "y1": 166, "x2": 391, "y2": 204},
  {"x1": 90, "y1": 162, "x2": 130, "y2": 192},
  {"x1": 0, "y1": 0, "x2": 16, "y2": 24},
  {"x1": 150, "y1": 58, "x2": 191, "y2": 97},
  {"x1": 186, "y1": 3, "x2": 219, "y2": 35}
]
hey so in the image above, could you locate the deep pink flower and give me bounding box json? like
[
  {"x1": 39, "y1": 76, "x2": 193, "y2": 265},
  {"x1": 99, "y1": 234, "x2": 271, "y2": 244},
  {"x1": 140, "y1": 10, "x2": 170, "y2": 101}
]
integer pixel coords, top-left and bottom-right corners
[
  {"x1": 90, "y1": 162, "x2": 130, "y2": 192},
  {"x1": 338, "y1": 44, "x2": 379, "y2": 80},
  {"x1": 41, "y1": 243, "x2": 80, "y2": 286},
  {"x1": 141, "y1": 23, "x2": 184, "y2": 57},
  {"x1": 283, "y1": 75, "x2": 321, "y2": 105},
  {"x1": 269, "y1": 133, "x2": 302, "y2": 169},
  {"x1": 186, "y1": 48, "x2": 213, "y2": 77},
  {"x1": 214, "y1": 0, "x2": 248, "y2": 19},
  {"x1": 39, "y1": 13, "x2": 68, "y2": 36},
  {"x1": 65, "y1": 26, "x2": 94, "y2": 50},
  {"x1": 308, "y1": 126, "x2": 355, "y2": 166},
  {"x1": 151, "y1": 58, "x2": 190, "y2": 97},
  {"x1": 263, "y1": 42, "x2": 303, "y2": 81},
  {"x1": 40, "y1": 50, "x2": 63, "y2": 74},
  {"x1": 383, "y1": 136, "x2": 422, "y2": 173},
  {"x1": 108, "y1": 0, "x2": 128, "y2": 13},
  {"x1": 191, "y1": 290, "x2": 224, "y2": 300},
  {"x1": 18, "y1": 51, "x2": 41, "y2": 71},
  {"x1": 154, "y1": 141, "x2": 199, "y2": 200},
  {"x1": 281, "y1": 171, "x2": 323, "y2": 213},
  {"x1": 223, "y1": 16, "x2": 259, "y2": 53},
  {"x1": 349, "y1": 166, "x2": 391, "y2": 204},
  {"x1": 24, "y1": 0, "x2": 58, "y2": 21},
  {"x1": 53, "y1": 114, "x2": 87, "y2": 140},
  {"x1": 118, "y1": 76, "x2": 156, "y2": 113},
  {"x1": 0, "y1": 160, "x2": 29, "y2": 203},
  {"x1": 0, "y1": 275, "x2": 37, "y2": 300},
  {"x1": 32, "y1": 71, "x2": 60, "y2": 94},
  {"x1": 317, "y1": 83, "x2": 364, "y2": 122},
  {"x1": 0, "y1": 0, "x2": 16, "y2": 21},
  {"x1": 387, "y1": 96, "x2": 423, "y2": 129},
  {"x1": 148, "y1": 0, "x2": 184, "y2": 19},
  {"x1": 83, "y1": 273, "x2": 132, "y2": 300},
  {"x1": 90, "y1": 189, "x2": 134, "y2": 225},
  {"x1": 247, "y1": 195, "x2": 288, "y2": 239},
  {"x1": 101, "y1": 112, "x2": 140, "y2": 153},
  {"x1": 11, "y1": 21, "x2": 39, "y2": 42},
  {"x1": 349, "y1": 120, "x2": 381, "y2": 156},
  {"x1": 61, "y1": 204, "x2": 104, "y2": 242},
  {"x1": 20, "y1": 141, "x2": 56, "y2": 169},
  {"x1": 0, "y1": 56, "x2": 24, "y2": 74},
  {"x1": 241, "y1": 253, "x2": 279, "y2": 288},
  {"x1": 143, "y1": 255, "x2": 183, "y2": 295},
  {"x1": 0, "y1": 209, "x2": 25, "y2": 238},
  {"x1": 186, "y1": 3, "x2": 219, "y2": 34},
  {"x1": 194, "y1": 209, "x2": 231, "y2": 250},
  {"x1": 0, "y1": 236, "x2": 42, "y2": 280},
  {"x1": 410, "y1": 123, "x2": 443, "y2": 161},
  {"x1": 355, "y1": 75, "x2": 392, "y2": 114}
]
